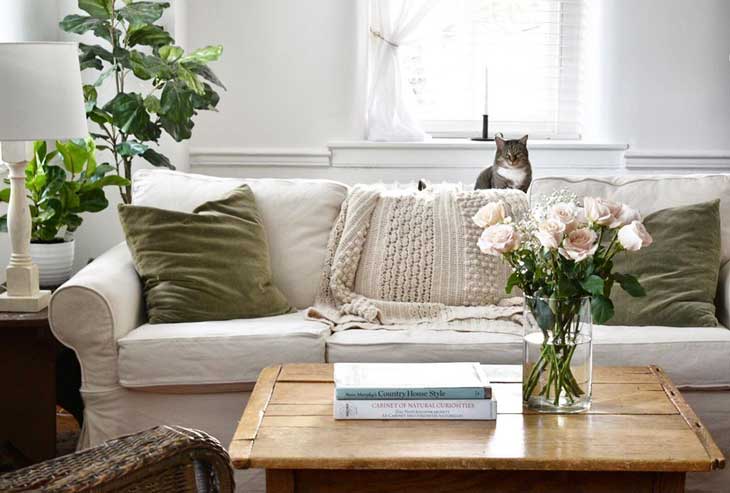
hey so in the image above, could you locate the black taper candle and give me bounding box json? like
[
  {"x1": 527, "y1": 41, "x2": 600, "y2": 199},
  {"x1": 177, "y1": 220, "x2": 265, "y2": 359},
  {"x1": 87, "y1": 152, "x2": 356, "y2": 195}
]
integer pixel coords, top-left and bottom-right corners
[{"x1": 471, "y1": 114, "x2": 494, "y2": 141}]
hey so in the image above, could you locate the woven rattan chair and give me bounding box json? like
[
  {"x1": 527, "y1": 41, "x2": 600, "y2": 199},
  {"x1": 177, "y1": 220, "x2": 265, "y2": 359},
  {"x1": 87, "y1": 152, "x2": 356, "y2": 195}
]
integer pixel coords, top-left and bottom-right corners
[{"x1": 0, "y1": 425, "x2": 234, "y2": 492}]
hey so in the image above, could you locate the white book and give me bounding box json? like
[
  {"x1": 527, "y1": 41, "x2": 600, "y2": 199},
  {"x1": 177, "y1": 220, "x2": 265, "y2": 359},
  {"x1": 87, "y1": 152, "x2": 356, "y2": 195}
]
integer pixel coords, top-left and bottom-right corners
[
  {"x1": 333, "y1": 362, "x2": 491, "y2": 400},
  {"x1": 333, "y1": 398, "x2": 497, "y2": 420}
]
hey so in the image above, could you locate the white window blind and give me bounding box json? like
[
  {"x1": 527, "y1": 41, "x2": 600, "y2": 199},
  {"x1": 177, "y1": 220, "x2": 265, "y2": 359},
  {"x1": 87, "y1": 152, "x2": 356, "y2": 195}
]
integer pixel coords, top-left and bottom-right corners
[{"x1": 400, "y1": 0, "x2": 584, "y2": 139}]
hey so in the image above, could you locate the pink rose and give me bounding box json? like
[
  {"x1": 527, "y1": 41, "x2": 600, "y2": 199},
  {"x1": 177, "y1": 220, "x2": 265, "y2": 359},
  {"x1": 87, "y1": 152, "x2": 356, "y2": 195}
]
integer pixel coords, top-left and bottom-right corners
[
  {"x1": 473, "y1": 202, "x2": 507, "y2": 228},
  {"x1": 616, "y1": 204, "x2": 642, "y2": 226},
  {"x1": 618, "y1": 220, "x2": 653, "y2": 251},
  {"x1": 478, "y1": 224, "x2": 521, "y2": 255},
  {"x1": 559, "y1": 227, "x2": 598, "y2": 262},
  {"x1": 584, "y1": 197, "x2": 624, "y2": 228},
  {"x1": 549, "y1": 203, "x2": 583, "y2": 231},
  {"x1": 535, "y1": 219, "x2": 565, "y2": 249}
]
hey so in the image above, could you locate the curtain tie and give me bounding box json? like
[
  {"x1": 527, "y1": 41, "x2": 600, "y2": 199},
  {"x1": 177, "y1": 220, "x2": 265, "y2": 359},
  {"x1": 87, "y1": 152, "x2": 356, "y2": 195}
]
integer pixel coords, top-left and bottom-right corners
[{"x1": 370, "y1": 28, "x2": 399, "y2": 48}]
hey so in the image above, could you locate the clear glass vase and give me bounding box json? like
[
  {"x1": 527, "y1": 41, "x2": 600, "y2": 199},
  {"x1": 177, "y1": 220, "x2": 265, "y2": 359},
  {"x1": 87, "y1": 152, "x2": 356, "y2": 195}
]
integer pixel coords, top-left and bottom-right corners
[{"x1": 523, "y1": 296, "x2": 593, "y2": 413}]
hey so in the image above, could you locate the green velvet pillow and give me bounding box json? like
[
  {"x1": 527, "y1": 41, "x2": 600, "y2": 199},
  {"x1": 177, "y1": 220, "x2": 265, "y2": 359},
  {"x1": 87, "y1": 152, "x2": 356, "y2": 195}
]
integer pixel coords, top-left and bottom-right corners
[
  {"x1": 609, "y1": 200, "x2": 721, "y2": 327},
  {"x1": 119, "y1": 185, "x2": 291, "y2": 324}
]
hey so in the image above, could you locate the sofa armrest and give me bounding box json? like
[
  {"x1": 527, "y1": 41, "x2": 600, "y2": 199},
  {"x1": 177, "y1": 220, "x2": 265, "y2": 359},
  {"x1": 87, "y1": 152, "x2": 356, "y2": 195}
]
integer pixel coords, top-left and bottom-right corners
[
  {"x1": 49, "y1": 242, "x2": 145, "y2": 390},
  {"x1": 717, "y1": 261, "x2": 730, "y2": 328}
]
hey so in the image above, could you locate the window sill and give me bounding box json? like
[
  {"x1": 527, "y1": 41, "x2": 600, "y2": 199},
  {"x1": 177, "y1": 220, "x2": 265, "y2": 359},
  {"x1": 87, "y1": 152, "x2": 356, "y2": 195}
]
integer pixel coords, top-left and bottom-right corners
[{"x1": 328, "y1": 139, "x2": 627, "y2": 171}]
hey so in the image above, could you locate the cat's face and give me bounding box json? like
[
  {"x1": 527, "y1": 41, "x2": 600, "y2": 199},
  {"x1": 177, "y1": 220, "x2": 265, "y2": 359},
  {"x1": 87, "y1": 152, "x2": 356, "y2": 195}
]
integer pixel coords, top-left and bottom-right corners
[{"x1": 495, "y1": 135, "x2": 529, "y2": 168}]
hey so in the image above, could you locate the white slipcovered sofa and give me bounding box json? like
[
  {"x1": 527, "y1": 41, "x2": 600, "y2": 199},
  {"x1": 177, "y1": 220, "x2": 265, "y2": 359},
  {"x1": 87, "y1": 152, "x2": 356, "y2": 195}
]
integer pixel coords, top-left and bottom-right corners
[{"x1": 50, "y1": 170, "x2": 730, "y2": 492}]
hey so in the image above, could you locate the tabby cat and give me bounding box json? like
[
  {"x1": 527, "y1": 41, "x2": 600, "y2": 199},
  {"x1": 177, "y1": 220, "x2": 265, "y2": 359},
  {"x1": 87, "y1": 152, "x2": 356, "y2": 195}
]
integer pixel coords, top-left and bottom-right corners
[{"x1": 474, "y1": 134, "x2": 532, "y2": 193}]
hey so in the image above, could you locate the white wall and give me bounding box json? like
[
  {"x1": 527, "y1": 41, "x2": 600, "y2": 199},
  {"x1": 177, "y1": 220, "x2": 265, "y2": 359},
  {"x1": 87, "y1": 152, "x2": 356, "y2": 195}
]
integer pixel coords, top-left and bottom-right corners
[{"x1": 189, "y1": 0, "x2": 730, "y2": 178}]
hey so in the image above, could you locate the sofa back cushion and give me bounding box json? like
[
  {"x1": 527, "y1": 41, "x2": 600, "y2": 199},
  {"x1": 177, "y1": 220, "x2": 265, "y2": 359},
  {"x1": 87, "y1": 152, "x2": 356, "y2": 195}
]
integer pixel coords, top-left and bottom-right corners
[
  {"x1": 530, "y1": 174, "x2": 730, "y2": 265},
  {"x1": 132, "y1": 169, "x2": 348, "y2": 308}
]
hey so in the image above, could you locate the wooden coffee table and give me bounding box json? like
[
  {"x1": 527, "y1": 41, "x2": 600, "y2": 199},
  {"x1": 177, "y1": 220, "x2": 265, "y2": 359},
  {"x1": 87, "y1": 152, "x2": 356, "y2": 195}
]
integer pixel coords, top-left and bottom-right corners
[{"x1": 229, "y1": 364, "x2": 725, "y2": 492}]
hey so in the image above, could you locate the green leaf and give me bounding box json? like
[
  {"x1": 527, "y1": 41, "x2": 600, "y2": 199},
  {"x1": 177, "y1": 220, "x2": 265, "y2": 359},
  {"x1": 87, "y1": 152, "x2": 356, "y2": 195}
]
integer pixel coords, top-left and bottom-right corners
[
  {"x1": 103, "y1": 92, "x2": 150, "y2": 135},
  {"x1": 144, "y1": 95, "x2": 161, "y2": 113},
  {"x1": 55, "y1": 140, "x2": 88, "y2": 174},
  {"x1": 159, "y1": 45, "x2": 184, "y2": 62},
  {"x1": 96, "y1": 175, "x2": 131, "y2": 187},
  {"x1": 557, "y1": 276, "x2": 578, "y2": 298},
  {"x1": 141, "y1": 148, "x2": 174, "y2": 169},
  {"x1": 126, "y1": 24, "x2": 174, "y2": 48},
  {"x1": 79, "y1": 43, "x2": 113, "y2": 72},
  {"x1": 0, "y1": 215, "x2": 6, "y2": 233},
  {"x1": 178, "y1": 65, "x2": 205, "y2": 95},
  {"x1": 59, "y1": 14, "x2": 105, "y2": 34},
  {"x1": 613, "y1": 272, "x2": 646, "y2": 298},
  {"x1": 77, "y1": 188, "x2": 108, "y2": 212},
  {"x1": 83, "y1": 85, "x2": 98, "y2": 113},
  {"x1": 117, "y1": 140, "x2": 149, "y2": 157},
  {"x1": 579, "y1": 275, "x2": 605, "y2": 296},
  {"x1": 89, "y1": 107, "x2": 113, "y2": 126},
  {"x1": 180, "y1": 45, "x2": 223, "y2": 64},
  {"x1": 117, "y1": 1, "x2": 169, "y2": 25},
  {"x1": 65, "y1": 214, "x2": 83, "y2": 232},
  {"x1": 93, "y1": 65, "x2": 116, "y2": 87},
  {"x1": 129, "y1": 51, "x2": 172, "y2": 80},
  {"x1": 530, "y1": 297, "x2": 555, "y2": 333},
  {"x1": 0, "y1": 188, "x2": 10, "y2": 203},
  {"x1": 78, "y1": 0, "x2": 114, "y2": 18},
  {"x1": 184, "y1": 62, "x2": 226, "y2": 89},
  {"x1": 191, "y1": 82, "x2": 220, "y2": 111},
  {"x1": 591, "y1": 295, "x2": 615, "y2": 325},
  {"x1": 159, "y1": 81, "x2": 194, "y2": 141}
]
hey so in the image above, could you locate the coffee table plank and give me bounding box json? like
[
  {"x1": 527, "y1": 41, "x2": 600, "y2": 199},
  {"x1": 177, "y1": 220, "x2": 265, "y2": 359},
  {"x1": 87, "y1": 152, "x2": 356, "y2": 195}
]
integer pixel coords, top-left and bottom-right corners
[
  {"x1": 278, "y1": 363, "x2": 333, "y2": 382},
  {"x1": 651, "y1": 366, "x2": 726, "y2": 471},
  {"x1": 251, "y1": 414, "x2": 711, "y2": 472},
  {"x1": 229, "y1": 365, "x2": 281, "y2": 468},
  {"x1": 268, "y1": 381, "x2": 676, "y2": 415},
  {"x1": 266, "y1": 404, "x2": 332, "y2": 416}
]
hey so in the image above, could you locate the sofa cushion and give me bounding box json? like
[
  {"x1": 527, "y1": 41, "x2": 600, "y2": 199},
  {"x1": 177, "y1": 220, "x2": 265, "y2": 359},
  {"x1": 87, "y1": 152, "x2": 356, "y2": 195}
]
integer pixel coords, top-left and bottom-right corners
[
  {"x1": 326, "y1": 325, "x2": 730, "y2": 387},
  {"x1": 131, "y1": 170, "x2": 348, "y2": 309},
  {"x1": 529, "y1": 174, "x2": 730, "y2": 264},
  {"x1": 118, "y1": 311, "x2": 329, "y2": 388}
]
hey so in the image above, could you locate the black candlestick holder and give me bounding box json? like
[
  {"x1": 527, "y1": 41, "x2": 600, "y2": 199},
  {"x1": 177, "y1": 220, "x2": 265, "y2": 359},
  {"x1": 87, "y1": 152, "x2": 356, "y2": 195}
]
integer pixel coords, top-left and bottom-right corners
[{"x1": 471, "y1": 114, "x2": 494, "y2": 141}]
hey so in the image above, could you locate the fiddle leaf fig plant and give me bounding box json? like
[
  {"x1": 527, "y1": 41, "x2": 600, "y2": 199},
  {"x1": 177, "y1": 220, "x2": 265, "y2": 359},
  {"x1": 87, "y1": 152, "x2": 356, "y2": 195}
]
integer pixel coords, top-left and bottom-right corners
[
  {"x1": 60, "y1": 0, "x2": 225, "y2": 203},
  {"x1": 0, "y1": 139, "x2": 129, "y2": 243}
]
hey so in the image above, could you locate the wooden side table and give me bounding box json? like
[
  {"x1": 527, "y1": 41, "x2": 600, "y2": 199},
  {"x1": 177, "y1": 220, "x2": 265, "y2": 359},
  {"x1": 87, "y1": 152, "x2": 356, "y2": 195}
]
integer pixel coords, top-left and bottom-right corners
[{"x1": 0, "y1": 309, "x2": 83, "y2": 464}]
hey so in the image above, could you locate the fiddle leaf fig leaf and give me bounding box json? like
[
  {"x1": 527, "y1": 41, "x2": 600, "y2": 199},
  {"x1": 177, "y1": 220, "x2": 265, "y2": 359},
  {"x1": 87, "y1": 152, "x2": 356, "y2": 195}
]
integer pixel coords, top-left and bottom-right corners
[
  {"x1": 127, "y1": 24, "x2": 173, "y2": 48},
  {"x1": 184, "y1": 62, "x2": 226, "y2": 89},
  {"x1": 60, "y1": 14, "x2": 105, "y2": 34},
  {"x1": 159, "y1": 45, "x2": 184, "y2": 62},
  {"x1": 55, "y1": 140, "x2": 88, "y2": 175},
  {"x1": 117, "y1": 140, "x2": 149, "y2": 157},
  {"x1": 129, "y1": 51, "x2": 172, "y2": 80},
  {"x1": 103, "y1": 92, "x2": 150, "y2": 135},
  {"x1": 141, "y1": 148, "x2": 174, "y2": 169},
  {"x1": 83, "y1": 85, "x2": 98, "y2": 113},
  {"x1": 117, "y1": 1, "x2": 169, "y2": 25},
  {"x1": 191, "y1": 82, "x2": 220, "y2": 111},
  {"x1": 144, "y1": 95, "x2": 161, "y2": 114},
  {"x1": 180, "y1": 45, "x2": 223, "y2": 64},
  {"x1": 159, "y1": 81, "x2": 194, "y2": 141},
  {"x1": 78, "y1": 0, "x2": 114, "y2": 18},
  {"x1": 178, "y1": 65, "x2": 205, "y2": 95}
]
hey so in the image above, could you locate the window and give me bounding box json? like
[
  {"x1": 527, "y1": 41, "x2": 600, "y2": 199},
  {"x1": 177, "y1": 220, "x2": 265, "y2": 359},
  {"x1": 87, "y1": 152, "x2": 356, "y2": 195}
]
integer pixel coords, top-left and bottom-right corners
[{"x1": 400, "y1": 0, "x2": 584, "y2": 139}]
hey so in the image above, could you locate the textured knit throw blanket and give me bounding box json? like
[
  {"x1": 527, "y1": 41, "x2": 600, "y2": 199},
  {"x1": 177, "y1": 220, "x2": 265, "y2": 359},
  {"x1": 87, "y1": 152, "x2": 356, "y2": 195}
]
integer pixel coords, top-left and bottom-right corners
[{"x1": 307, "y1": 184, "x2": 529, "y2": 333}]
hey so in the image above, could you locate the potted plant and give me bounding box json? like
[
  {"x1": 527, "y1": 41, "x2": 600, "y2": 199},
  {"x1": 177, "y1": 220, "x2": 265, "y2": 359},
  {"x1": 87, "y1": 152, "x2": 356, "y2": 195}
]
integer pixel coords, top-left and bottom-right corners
[
  {"x1": 60, "y1": 0, "x2": 225, "y2": 203},
  {"x1": 0, "y1": 139, "x2": 128, "y2": 288}
]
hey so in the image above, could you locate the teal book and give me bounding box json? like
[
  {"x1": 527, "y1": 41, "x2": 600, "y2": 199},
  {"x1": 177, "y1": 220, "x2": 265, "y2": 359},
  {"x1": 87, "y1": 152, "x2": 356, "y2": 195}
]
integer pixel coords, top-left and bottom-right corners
[
  {"x1": 335, "y1": 386, "x2": 489, "y2": 400},
  {"x1": 333, "y1": 362, "x2": 492, "y2": 401}
]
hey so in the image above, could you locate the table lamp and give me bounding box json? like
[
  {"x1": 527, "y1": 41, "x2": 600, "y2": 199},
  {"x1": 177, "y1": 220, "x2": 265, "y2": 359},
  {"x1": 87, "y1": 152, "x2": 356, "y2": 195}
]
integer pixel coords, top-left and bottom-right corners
[{"x1": 0, "y1": 42, "x2": 87, "y2": 311}]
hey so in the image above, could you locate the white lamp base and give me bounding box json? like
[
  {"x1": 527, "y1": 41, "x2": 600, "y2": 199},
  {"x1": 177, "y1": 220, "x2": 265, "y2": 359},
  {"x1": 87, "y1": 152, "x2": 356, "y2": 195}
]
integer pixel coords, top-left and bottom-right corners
[{"x1": 0, "y1": 290, "x2": 50, "y2": 312}]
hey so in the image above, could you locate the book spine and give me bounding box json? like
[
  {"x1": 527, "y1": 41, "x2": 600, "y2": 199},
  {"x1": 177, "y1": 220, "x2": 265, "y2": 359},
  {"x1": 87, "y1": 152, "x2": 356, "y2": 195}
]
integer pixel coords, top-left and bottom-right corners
[
  {"x1": 335, "y1": 387, "x2": 490, "y2": 400},
  {"x1": 333, "y1": 399, "x2": 497, "y2": 420}
]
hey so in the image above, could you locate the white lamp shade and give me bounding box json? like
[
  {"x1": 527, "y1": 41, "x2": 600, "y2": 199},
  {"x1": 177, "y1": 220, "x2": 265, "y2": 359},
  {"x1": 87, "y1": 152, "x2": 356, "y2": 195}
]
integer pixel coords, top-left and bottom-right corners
[{"x1": 0, "y1": 42, "x2": 88, "y2": 141}]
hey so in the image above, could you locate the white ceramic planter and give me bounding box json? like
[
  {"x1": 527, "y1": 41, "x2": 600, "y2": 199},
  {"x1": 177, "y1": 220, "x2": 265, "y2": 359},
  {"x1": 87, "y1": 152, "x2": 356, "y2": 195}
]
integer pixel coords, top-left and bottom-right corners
[{"x1": 29, "y1": 239, "x2": 75, "y2": 289}]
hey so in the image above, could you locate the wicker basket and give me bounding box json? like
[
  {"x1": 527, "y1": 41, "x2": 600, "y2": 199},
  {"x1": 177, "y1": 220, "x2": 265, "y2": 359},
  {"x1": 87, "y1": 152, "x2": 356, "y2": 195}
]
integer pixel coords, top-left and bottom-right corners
[{"x1": 0, "y1": 425, "x2": 234, "y2": 492}]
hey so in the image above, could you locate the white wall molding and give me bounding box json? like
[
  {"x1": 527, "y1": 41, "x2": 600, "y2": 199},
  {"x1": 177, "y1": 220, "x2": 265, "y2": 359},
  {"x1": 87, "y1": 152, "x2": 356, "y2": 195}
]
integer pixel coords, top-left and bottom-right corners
[
  {"x1": 190, "y1": 147, "x2": 331, "y2": 167},
  {"x1": 624, "y1": 150, "x2": 730, "y2": 172}
]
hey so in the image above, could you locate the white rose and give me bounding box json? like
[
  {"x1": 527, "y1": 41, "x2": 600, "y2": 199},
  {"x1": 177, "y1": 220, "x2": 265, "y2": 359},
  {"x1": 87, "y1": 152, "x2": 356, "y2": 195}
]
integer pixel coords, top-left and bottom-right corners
[
  {"x1": 584, "y1": 197, "x2": 624, "y2": 228},
  {"x1": 559, "y1": 227, "x2": 598, "y2": 262},
  {"x1": 615, "y1": 204, "x2": 642, "y2": 226},
  {"x1": 478, "y1": 223, "x2": 521, "y2": 255},
  {"x1": 618, "y1": 220, "x2": 653, "y2": 251},
  {"x1": 549, "y1": 202, "x2": 581, "y2": 231},
  {"x1": 473, "y1": 201, "x2": 507, "y2": 228},
  {"x1": 535, "y1": 219, "x2": 565, "y2": 249}
]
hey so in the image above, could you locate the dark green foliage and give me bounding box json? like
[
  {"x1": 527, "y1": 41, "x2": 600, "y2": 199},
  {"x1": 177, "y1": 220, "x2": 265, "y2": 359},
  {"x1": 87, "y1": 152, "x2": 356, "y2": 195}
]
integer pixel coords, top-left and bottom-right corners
[
  {"x1": 0, "y1": 140, "x2": 130, "y2": 242},
  {"x1": 60, "y1": 0, "x2": 224, "y2": 203}
]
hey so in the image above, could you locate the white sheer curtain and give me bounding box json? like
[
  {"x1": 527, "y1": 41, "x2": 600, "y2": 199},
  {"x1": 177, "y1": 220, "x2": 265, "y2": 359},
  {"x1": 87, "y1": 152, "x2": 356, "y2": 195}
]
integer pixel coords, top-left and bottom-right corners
[{"x1": 366, "y1": 0, "x2": 439, "y2": 142}]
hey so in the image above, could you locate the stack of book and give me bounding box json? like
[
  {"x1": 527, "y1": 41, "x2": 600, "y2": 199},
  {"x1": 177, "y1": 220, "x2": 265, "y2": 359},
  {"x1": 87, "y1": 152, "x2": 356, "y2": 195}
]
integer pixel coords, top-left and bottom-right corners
[{"x1": 333, "y1": 362, "x2": 497, "y2": 420}]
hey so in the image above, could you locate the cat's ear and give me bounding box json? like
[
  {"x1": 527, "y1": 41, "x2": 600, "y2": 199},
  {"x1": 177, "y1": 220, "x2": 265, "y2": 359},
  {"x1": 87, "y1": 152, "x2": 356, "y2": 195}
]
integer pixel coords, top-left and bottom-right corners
[
  {"x1": 495, "y1": 134, "x2": 505, "y2": 151},
  {"x1": 519, "y1": 134, "x2": 528, "y2": 145}
]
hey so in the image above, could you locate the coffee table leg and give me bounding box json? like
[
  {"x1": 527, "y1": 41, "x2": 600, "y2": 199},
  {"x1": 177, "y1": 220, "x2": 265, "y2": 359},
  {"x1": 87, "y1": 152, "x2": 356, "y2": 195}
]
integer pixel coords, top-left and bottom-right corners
[
  {"x1": 654, "y1": 472, "x2": 686, "y2": 492},
  {"x1": 266, "y1": 470, "x2": 295, "y2": 493}
]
